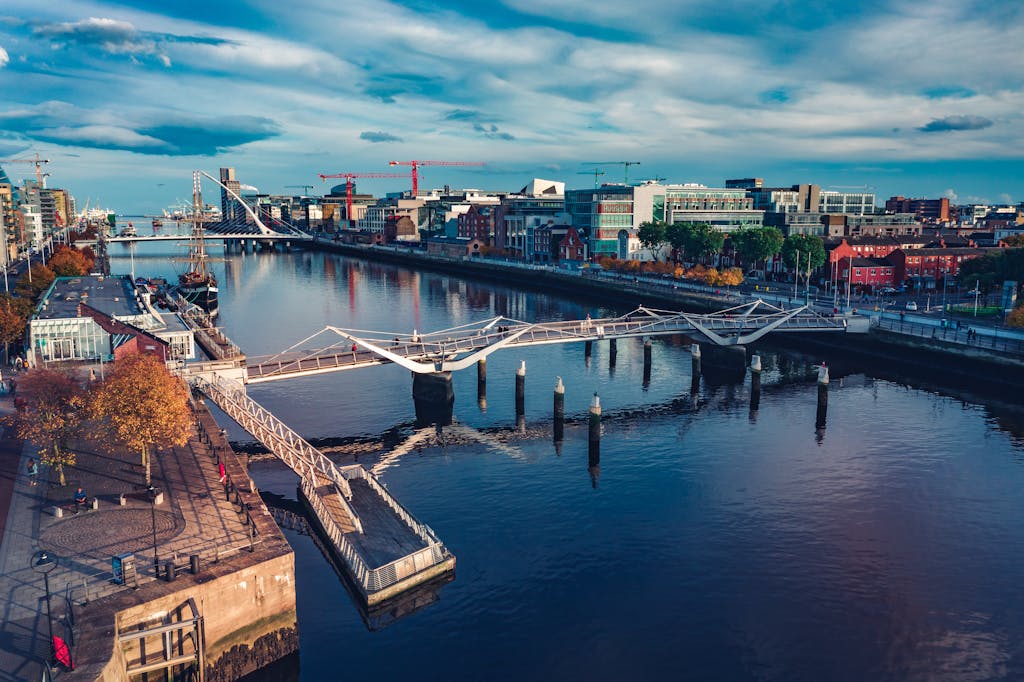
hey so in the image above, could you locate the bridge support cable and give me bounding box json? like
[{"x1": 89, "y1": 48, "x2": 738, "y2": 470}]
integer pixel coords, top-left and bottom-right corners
[{"x1": 191, "y1": 374, "x2": 364, "y2": 533}]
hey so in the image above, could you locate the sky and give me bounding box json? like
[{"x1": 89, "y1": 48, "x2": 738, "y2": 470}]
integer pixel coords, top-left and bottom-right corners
[{"x1": 0, "y1": 0, "x2": 1021, "y2": 213}]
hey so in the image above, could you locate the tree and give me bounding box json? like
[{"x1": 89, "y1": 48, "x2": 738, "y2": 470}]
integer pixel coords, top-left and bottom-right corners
[
  {"x1": 1004, "y1": 235, "x2": 1024, "y2": 248},
  {"x1": 0, "y1": 296, "x2": 27, "y2": 352},
  {"x1": 89, "y1": 353, "x2": 193, "y2": 486},
  {"x1": 638, "y1": 221, "x2": 668, "y2": 261},
  {"x1": 675, "y1": 222, "x2": 725, "y2": 264},
  {"x1": 665, "y1": 222, "x2": 691, "y2": 262},
  {"x1": 48, "y1": 245, "x2": 93, "y2": 277},
  {"x1": 10, "y1": 369, "x2": 85, "y2": 486},
  {"x1": 731, "y1": 227, "x2": 784, "y2": 270},
  {"x1": 15, "y1": 264, "x2": 56, "y2": 299},
  {"x1": 781, "y1": 234, "x2": 826, "y2": 284},
  {"x1": 1007, "y1": 306, "x2": 1024, "y2": 328}
]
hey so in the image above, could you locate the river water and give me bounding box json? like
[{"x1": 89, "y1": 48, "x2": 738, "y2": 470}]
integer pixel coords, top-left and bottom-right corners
[{"x1": 109, "y1": 240, "x2": 1024, "y2": 681}]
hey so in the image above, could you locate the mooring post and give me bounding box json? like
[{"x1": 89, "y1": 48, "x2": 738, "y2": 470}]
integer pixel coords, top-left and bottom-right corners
[
  {"x1": 816, "y1": 363, "x2": 829, "y2": 429},
  {"x1": 553, "y1": 376, "x2": 565, "y2": 446},
  {"x1": 609, "y1": 338, "x2": 617, "y2": 368},
  {"x1": 477, "y1": 358, "x2": 487, "y2": 408},
  {"x1": 515, "y1": 360, "x2": 526, "y2": 415},
  {"x1": 690, "y1": 343, "x2": 702, "y2": 394},
  {"x1": 749, "y1": 354, "x2": 762, "y2": 415},
  {"x1": 584, "y1": 340, "x2": 593, "y2": 360},
  {"x1": 589, "y1": 392, "x2": 601, "y2": 488},
  {"x1": 643, "y1": 339, "x2": 652, "y2": 385}
]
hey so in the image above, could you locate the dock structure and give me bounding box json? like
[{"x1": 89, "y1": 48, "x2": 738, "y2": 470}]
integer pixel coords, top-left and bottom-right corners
[
  {"x1": 243, "y1": 301, "x2": 850, "y2": 383},
  {"x1": 192, "y1": 375, "x2": 455, "y2": 605}
]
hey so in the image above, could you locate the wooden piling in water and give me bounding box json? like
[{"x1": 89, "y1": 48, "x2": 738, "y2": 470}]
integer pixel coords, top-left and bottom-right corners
[
  {"x1": 553, "y1": 377, "x2": 565, "y2": 445},
  {"x1": 515, "y1": 361, "x2": 526, "y2": 415},
  {"x1": 816, "y1": 363, "x2": 829, "y2": 429}
]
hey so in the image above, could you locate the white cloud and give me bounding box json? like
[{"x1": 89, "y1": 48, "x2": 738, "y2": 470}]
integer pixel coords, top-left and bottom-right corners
[
  {"x1": 30, "y1": 125, "x2": 165, "y2": 148},
  {"x1": 0, "y1": 46, "x2": 8, "y2": 68}
]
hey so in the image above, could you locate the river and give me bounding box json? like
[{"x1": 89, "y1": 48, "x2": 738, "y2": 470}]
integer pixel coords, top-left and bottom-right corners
[{"x1": 109, "y1": 239, "x2": 1024, "y2": 681}]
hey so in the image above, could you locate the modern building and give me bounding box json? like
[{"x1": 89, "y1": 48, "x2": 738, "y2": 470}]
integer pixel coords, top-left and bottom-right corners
[
  {"x1": 219, "y1": 167, "x2": 243, "y2": 223},
  {"x1": 818, "y1": 190, "x2": 875, "y2": 216},
  {"x1": 493, "y1": 180, "x2": 567, "y2": 259},
  {"x1": 746, "y1": 183, "x2": 874, "y2": 216},
  {"x1": 664, "y1": 185, "x2": 763, "y2": 232},
  {"x1": 843, "y1": 213, "x2": 920, "y2": 236},
  {"x1": 29, "y1": 276, "x2": 195, "y2": 365},
  {"x1": 884, "y1": 196, "x2": 950, "y2": 223}
]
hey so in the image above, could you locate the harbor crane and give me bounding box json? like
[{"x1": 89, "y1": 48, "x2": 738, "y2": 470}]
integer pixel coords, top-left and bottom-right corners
[
  {"x1": 0, "y1": 152, "x2": 51, "y2": 186},
  {"x1": 318, "y1": 171, "x2": 410, "y2": 228},
  {"x1": 285, "y1": 184, "x2": 315, "y2": 195},
  {"x1": 577, "y1": 169, "x2": 606, "y2": 188},
  {"x1": 387, "y1": 160, "x2": 485, "y2": 196},
  {"x1": 583, "y1": 161, "x2": 641, "y2": 185}
]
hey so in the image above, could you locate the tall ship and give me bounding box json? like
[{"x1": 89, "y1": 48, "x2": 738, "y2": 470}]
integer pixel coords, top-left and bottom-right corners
[{"x1": 176, "y1": 172, "x2": 219, "y2": 313}]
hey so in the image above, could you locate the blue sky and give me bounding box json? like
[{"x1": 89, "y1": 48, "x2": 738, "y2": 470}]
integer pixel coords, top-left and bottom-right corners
[{"x1": 0, "y1": 0, "x2": 1021, "y2": 212}]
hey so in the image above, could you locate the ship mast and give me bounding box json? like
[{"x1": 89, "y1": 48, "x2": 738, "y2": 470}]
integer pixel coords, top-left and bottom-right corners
[{"x1": 191, "y1": 170, "x2": 208, "y2": 278}]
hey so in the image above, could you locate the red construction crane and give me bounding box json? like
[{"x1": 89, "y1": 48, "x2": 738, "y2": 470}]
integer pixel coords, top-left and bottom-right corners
[
  {"x1": 387, "y1": 160, "x2": 485, "y2": 196},
  {"x1": 318, "y1": 172, "x2": 410, "y2": 228},
  {"x1": 0, "y1": 152, "x2": 51, "y2": 186}
]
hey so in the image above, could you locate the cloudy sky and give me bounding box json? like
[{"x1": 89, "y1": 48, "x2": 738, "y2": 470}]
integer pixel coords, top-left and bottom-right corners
[{"x1": 0, "y1": 0, "x2": 1021, "y2": 212}]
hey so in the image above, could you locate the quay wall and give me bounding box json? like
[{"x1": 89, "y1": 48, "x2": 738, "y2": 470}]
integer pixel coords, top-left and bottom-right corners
[
  {"x1": 304, "y1": 239, "x2": 1024, "y2": 385},
  {"x1": 73, "y1": 401, "x2": 298, "y2": 682}
]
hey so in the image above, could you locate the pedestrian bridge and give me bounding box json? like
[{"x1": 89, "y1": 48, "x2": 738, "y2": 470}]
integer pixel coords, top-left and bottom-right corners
[{"x1": 243, "y1": 300, "x2": 848, "y2": 384}]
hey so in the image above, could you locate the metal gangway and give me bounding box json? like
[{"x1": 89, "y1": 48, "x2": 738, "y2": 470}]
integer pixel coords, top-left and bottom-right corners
[
  {"x1": 190, "y1": 374, "x2": 454, "y2": 603},
  {"x1": 245, "y1": 300, "x2": 848, "y2": 383}
]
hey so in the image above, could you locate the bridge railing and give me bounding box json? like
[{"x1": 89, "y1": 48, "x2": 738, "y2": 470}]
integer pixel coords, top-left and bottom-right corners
[
  {"x1": 345, "y1": 467, "x2": 445, "y2": 547},
  {"x1": 192, "y1": 375, "x2": 360, "y2": 522},
  {"x1": 300, "y1": 477, "x2": 372, "y2": 587}
]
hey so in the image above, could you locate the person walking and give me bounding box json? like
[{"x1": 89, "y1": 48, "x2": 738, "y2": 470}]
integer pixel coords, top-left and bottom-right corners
[{"x1": 27, "y1": 458, "x2": 38, "y2": 486}]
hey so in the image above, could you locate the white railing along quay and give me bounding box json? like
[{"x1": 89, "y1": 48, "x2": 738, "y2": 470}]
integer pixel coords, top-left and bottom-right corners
[{"x1": 192, "y1": 374, "x2": 362, "y2": 532}]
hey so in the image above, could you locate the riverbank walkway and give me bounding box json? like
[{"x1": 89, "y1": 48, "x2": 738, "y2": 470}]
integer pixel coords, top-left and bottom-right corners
[{"x1": 0, "y1": 390, "x2": 256, "y2": 679}]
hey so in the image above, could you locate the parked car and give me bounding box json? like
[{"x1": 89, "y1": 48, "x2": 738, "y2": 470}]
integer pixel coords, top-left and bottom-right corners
[{"x1": 905, "y1": 301, "x2": 918, "y2": 311}]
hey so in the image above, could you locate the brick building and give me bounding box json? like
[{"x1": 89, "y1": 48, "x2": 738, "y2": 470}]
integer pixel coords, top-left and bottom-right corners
[
  {"x1": 457, "y1": 204, "x2": 496, "y2": 243},
  {"x1": 558, "y1": 227, "x2": 587, "y2": 262},
  {"x1": 884, "y1": 196, "x2": 950, "y2": 223}
]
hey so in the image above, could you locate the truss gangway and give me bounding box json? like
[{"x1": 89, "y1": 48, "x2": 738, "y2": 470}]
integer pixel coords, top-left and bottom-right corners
[
  {"x1": 245, "y1": 300, "x2": 849, "y2": 383},
  {"x1": 191, "y1": 374, "x2": 455, "y2": 603}
]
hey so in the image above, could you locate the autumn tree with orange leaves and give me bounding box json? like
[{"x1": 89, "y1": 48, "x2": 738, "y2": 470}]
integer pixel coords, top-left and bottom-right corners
[
  {"x1": 48, "y1": 245, "x2": 95, "y2": 277},
  {"x1": 10, "y1": 369, "x2": 85, "y2": 486},
  {"x1": 89, "y1": 353, "x2": 192, "y2": 486}
]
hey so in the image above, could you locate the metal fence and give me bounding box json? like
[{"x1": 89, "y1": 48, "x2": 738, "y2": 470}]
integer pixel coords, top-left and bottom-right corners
[{"x1": 874, "y1": 317, "x2": 1024, "y2": 356}]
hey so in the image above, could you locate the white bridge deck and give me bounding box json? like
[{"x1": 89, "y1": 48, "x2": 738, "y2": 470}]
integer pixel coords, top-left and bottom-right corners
[{"x1": 245, "y1": 301, "x2": 848, "y2": 383}]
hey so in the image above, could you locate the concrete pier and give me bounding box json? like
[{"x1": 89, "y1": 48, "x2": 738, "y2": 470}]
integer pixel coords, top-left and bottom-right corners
[{"x1": 412, "y1": 372, "x2": 454, "y2": 426}]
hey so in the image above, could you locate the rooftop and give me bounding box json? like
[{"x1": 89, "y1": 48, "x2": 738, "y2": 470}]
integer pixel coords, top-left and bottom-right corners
[{"x1": 37, "y1": 275, "x2": 139, "y2": 320}]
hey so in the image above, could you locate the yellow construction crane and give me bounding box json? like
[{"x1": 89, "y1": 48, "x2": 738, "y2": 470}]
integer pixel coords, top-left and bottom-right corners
[{"x1": 0, "y1": 152, "x2": 51, "y2": 186}]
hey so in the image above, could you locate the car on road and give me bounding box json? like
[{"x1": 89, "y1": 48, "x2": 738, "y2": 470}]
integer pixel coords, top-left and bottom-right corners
[{"x1": 905, "y1": 301, "x2": 918, "y2": 311}]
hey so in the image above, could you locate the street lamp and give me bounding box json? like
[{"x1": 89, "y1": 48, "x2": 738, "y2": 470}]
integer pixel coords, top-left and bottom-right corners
[
  {"x1": 30, "y1": 550, "x2": 57, "y2": 667},
  {"x1": 147, "y1": 485, "x2": 159, "y2": 574}
]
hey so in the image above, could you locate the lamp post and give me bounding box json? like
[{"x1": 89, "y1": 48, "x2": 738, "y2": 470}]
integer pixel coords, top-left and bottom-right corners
[
  {"x1": 147, "y1": 485, "x2": 159, "y2": 573},
  {"x1": 30, "y1": 550, "x2": 57, "y2": 667}
]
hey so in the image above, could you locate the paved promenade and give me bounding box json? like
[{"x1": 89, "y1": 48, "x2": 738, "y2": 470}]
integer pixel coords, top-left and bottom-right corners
[{"x1": 0, "y1": 392, "x2": 254, "y2": 679}]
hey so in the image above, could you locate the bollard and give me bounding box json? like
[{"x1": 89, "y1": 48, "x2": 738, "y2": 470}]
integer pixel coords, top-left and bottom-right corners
[
  {"x1": 515, "y1": 361, "x2": 526, "y2": 415},
  {"x1": 584, "y1": 340, "x2": 593, "y2": 359},
  {"x1": 609, "y1": 338, "x2": 617, "y2": 368},
  {"x1": 190, "y1": 554, "x2": 200, "y2": 575},
  {"x1": 643, "y1": 339, "x2": 652, "y2": 385},
  {"x1": 477, "y1": 357, "x2": 486, "y2": 392},
  {"x1": 816, "y1": 363, "x2": 829, "y2": 429},
  {"x1": 164, "y1": 560, "x2": 176, "y2": 582},
  {"x1": 553, "y1": 377, "x2": 565, "y2": 445},
  {"x1": 749, "y1": 354, "x2": 762, "y2": 414},
  {"x1": 589, "y1": 393, "x2": 602, "y2": 489},
  {"x1": 690, "y1": 343, "x2": 702, "y2": 377},
  {"x1": 588, "y1": 392, "x2": 601, "y2": 454}
]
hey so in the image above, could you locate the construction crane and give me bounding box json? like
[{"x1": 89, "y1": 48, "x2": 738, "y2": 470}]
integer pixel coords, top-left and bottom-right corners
[
  {"x1": 387, "y1": 160, "x2": 485, "y2": 196},
  {"x1": 318, "y1": 172, "x2": 410, "y2": 228},
  {"x1": 0, "y1": 152, "x2": 51, "y2": 186},
  {"x1": 584, "y1": 161, "x2": 641, "y2": 185},
  {"x1": 577, "y1": 169, "x2": 606, "y2": 189},
  {"x1": 285, "y1": 185, "x2": 315, "y2": 196}
]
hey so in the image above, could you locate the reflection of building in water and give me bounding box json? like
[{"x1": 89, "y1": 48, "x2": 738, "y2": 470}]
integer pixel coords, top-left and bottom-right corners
[{"x1": 323, "y1": 254, "x2": 336, "y2": 284}]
